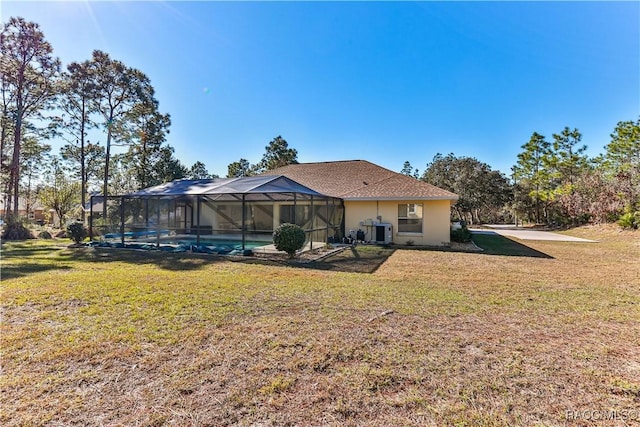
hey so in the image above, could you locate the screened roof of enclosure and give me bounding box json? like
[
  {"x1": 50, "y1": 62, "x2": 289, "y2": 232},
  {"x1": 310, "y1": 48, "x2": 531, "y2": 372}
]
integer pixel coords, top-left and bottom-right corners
[
  {"x1": 90, "y1": 175, "x2": 345, "y2": 250},
  {"x1": 127, "y1": 175, "x2": 328, "y2": 200}
]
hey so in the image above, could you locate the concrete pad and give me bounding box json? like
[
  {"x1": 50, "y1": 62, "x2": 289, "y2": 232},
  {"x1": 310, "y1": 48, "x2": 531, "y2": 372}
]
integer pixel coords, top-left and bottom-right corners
[{"x1": 471, "y1": 226, "x2": 597, "y2": 242}]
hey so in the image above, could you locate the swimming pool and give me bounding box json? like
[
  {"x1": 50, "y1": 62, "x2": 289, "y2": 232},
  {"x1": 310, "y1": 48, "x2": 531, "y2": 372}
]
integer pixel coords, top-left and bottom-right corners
[
  {"x1": 170, "y1": 238, "x2": 269, "y2": 251},
  {"x1": 87, "y1": 238, "x2": 270, "y2": 255}
]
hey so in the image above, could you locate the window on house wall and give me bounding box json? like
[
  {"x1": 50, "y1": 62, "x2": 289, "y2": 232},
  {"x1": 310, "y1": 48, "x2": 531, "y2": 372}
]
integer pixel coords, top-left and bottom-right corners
[{"x1": 398, "y1": 203, "x2": 423, "y2": 233}]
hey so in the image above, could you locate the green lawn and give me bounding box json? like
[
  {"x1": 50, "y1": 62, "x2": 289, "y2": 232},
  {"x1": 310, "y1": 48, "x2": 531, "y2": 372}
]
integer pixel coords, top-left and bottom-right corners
[{"x1": 2, "y1": 227, "x2": 639, "y2": 426}]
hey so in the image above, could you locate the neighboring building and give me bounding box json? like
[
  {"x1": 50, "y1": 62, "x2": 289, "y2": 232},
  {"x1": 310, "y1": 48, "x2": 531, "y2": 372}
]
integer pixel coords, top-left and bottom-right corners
[
  {"x1": 0, "y1": 193, "x2": 56, "y2": 224},
  {"x1": 263, "y1": 160, "x2": 458, "y2": 246}
]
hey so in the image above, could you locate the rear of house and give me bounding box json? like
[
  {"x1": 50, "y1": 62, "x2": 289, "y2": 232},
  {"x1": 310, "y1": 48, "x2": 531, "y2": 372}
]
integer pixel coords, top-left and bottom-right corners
[{"x1": 264, "y1": 160, "x2": 458, "y2": 246}]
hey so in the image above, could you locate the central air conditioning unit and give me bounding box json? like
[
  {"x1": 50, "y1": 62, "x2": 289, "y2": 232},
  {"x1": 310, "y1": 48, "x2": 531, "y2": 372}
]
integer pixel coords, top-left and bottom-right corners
[{"x1": 374, "y1": 223, "x2": 392, "y2": 244}]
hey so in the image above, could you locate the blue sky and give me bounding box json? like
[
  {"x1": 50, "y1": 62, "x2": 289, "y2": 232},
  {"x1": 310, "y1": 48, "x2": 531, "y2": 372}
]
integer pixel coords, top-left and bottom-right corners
[{"x1": 3, "y1": 1, "x2": 639, "y2": 177}]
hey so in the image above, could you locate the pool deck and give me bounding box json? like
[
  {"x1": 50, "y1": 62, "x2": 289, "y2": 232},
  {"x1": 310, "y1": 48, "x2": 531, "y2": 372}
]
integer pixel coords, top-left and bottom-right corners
[{"x1": 252, "y1": 241, "x2": 327, "y2": 254}]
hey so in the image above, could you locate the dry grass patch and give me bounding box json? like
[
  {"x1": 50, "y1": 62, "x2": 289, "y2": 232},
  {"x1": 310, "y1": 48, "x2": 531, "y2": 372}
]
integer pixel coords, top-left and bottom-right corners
[{"x1": 1, "y1": 227, "x2": 639, "y2": 426}]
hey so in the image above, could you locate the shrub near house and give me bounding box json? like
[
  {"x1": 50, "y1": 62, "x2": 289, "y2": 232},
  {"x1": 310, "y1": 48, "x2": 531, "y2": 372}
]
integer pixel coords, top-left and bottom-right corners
[{"x1": 273, "y1": 223, "x2": 306, "y2": 258}]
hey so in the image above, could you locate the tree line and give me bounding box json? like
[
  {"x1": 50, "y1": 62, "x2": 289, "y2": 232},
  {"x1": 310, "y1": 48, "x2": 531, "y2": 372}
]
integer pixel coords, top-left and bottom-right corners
[
  {"x1": 403, "y1": 119, "x2": 640, "y2": 228},
  {"x1": 2, "y1": 16, "x2": 638, "y2": 232},
  {"x1": 1, "y1": 17, "x2": 214, "y2": 228},
  {"x1": 1, "y1": 17, "x2": 304, "y2": 230}
]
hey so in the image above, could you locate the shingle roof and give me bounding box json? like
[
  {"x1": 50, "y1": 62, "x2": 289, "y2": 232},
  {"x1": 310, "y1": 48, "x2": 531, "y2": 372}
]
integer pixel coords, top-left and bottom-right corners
[{"x1": 263, "y1": 160, "x2": 458, "y2": 201}]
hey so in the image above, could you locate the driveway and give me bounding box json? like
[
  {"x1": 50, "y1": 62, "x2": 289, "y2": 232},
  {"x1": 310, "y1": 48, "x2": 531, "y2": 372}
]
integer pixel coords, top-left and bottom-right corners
[{"x1": 470, "y1": 225, "x2": 597, "y2": 242}]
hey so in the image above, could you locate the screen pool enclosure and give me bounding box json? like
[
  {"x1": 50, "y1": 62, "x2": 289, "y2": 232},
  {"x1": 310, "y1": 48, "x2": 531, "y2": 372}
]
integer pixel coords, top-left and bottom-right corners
[{"x1": 88, "y1": 175, "x2": 345, "y2": 253}]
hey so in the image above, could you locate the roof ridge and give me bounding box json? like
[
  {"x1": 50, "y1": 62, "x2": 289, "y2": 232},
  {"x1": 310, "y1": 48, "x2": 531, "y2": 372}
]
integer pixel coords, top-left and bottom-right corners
[{"x1": 291, "y1": 159, "x2": 367, "y2": 166}]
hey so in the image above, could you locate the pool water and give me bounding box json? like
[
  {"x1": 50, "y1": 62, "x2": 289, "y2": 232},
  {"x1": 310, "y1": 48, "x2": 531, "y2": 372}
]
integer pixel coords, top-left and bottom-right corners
[
  {"x1": 170, "y1": 239, "x2": 269, "y2": 250},
  {"x1": 87, "y1": 238, "x2": 271, "y2": 255}
]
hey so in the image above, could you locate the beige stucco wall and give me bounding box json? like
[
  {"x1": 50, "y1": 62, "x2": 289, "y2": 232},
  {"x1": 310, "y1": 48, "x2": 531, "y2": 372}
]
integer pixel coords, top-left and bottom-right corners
[{"x1": 344, "y1": 199, "x2": 452, "y2": 246}]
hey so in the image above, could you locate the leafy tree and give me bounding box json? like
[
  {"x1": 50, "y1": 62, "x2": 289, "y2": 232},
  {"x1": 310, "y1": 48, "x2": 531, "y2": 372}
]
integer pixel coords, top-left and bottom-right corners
[
  {"x1": 90, "y1": 50, "x2": 154, "y2": 218},
  {"x1": 0, "y1": 17, "x2": 61, "y2": 218},
  {"x1": 422, "y1": 153, "x2": 512, "y2": 224},
  {"x1": 556, "y1": 166, "x2": 624, "y2": 224},
  {"x1": 38, "y1": 158, "x2": 81, "y2": 227},
  {"x1": 255, "y1": 136, "x2": 298, "y2": 173},
  {"x1": 187, "y1": 161, "x2": 215, "y2": 179},
  {"x1": 227, "y1": 158, "x2": 253, "y2": 177},
  {"x1": 400, "y1": 161, "x2": 419, "y2": 179}
]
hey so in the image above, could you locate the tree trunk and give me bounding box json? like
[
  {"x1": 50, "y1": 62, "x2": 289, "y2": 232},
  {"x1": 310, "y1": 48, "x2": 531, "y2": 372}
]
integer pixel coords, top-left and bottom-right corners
[
  {"x1": 10, "y1": 109, "x2": 22, "y2": 218},
  {"x1": 80, "y1": 99, "x2": 86, "y2": 223},
  {"x1": 102, "y1": 117, "x2": 112, "y2": 221}
]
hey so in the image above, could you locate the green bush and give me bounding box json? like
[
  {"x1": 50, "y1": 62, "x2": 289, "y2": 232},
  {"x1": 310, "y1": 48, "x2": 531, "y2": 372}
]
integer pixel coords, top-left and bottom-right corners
[
  {"x1": 450, "y1": 226, "x2": 472, "y2": 243},
  {"x1": 67, "y1": 222, "x2": 88, "y2": 244},
  {"x1": 37, "y1": 230, "x2": 53, "y2": 239},
  {"x1": 273, "y1": 223, "x2": 306, "y2": 259},
  {"x1": 617, "y1": 210, "x2": 640, "y2": 230},
  {"x1": 1, "y1": 220, "x2": 33, "y2": 240}
]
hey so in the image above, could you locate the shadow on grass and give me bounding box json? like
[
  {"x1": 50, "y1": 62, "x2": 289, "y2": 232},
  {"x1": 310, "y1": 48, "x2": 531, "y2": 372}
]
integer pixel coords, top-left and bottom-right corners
[
  {"x1": 1, "y1": 263, "x2": 73, "y2": 280},
  {"x1": 1, "y1": 241, "x2": 75, "y2": 279},
  {"x1": 471, "y1": 232, "x2": 553, "y2": 259},
  {"x1": 302, "y1": 246, "x2": 396, "y2": 273},
  {"x1": 1, "y1": 244, "x2": 62, "y2": 258},
  {"x1": 58, "y1": 247, "x2": 224, "y2": 271}
]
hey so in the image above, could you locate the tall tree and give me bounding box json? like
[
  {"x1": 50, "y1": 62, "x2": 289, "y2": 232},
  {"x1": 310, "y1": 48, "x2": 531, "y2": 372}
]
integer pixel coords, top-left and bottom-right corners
[
  {"x1": 0, "y1": 17, "x2": 60, "y2": 218},
  {"x1": 550, "y1": 127, "x2": 588, "y2": 187},
  {"x1": 107, "y1": 154, "x2": 137, "y2": 195},
  {"x1": 54, "y1": 59, "x2": 97, "y2": 221},
  {"x1": 1, "y1": 64, "x2": 14, "y2": 211},
  {"x1": 20, "y1": 136, "x2": 50, "y2": 219},
  {"x1": 90, "y1": 50, "x2": 154, "y2": 218},
  {"x1": 187, "y1": 161, "x2": 215, "y2": 179},
  {"x1": 513, "y1": 132, "x2": 553, "y2": 223},
  {"x1": 227, "y1": 158, "x2": 253, "y2": 178},
  {"x1": 151, "y1": 146, "x2": 187, "y2": 185},
  {"x1": 255, "y1": 136, "x2": 298, "y2": 173},
  {"x1": 546, "y1": 127, "x2": 589, "y2": 223},
  {"x1": 60, "y1": 140, "x2": 105, "y2": 197},
  {"x1": 400, "y1": 161, "x2": 419, "y2": 179},
  {"x1": 117, "y1": 99, "x2": 171, "y2": 189},
  {"x1": 604, "y1": 118, "x2": 640, "y2": 210}
]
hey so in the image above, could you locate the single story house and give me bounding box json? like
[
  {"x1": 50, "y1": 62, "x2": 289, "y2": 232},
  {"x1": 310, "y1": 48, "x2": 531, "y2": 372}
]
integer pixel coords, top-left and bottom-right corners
[
  {"x1": 262, "y1": 160, "x2": 458, "y2": 246},
  {"x1": 0, "y1": 193, "x2": 58, "y2": 225},
  {"x1": 90, "y1": 160, "x2": 458, "y2": 249}
]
